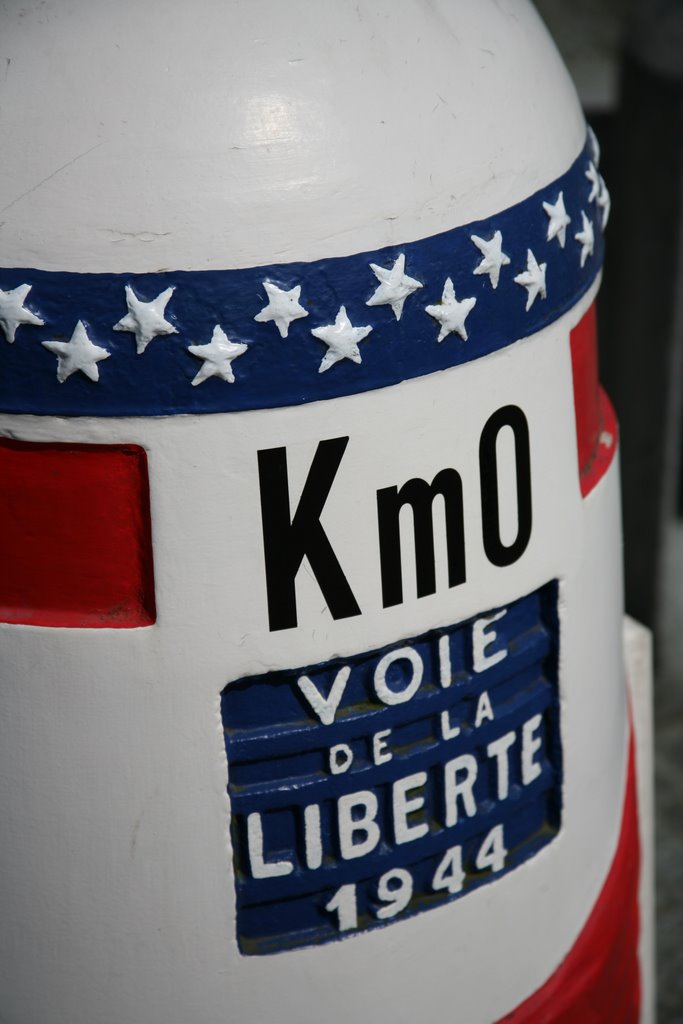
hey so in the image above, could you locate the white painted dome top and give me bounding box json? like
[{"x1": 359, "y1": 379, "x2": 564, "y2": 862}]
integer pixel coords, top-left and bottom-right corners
[{"x1": 0, "y1": 0, "x2": 584, "y2": 273}]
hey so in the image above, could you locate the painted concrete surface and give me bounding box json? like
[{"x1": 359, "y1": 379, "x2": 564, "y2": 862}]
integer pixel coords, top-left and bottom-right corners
[{"x1": 625, "y1": 616, "x2": 655, "y2": 1024}]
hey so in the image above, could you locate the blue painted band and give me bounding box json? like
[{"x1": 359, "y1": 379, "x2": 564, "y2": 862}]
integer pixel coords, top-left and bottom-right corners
[
  {"x1": 0, "y1": 134, "x2": 604, "y2": 417},
  {"x1": 222, "y1": 581, "x2": 561, "y2": 955}
]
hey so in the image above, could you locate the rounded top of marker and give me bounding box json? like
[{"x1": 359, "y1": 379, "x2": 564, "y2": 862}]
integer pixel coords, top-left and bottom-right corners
[{"x1": 0, "y1": 0, "x2": 584, "y2": 274}]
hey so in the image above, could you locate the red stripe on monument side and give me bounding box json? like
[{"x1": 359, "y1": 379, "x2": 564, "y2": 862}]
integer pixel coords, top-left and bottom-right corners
[
  {"x1": 570, "y1": 303, "x2": 618, "y2": 497},
  {"x1": 0, "y1": 439, "x2": 156, "y2": 627},
  {"x1": 498, "y1": 728, "x2": 640, "y2": 1023}
]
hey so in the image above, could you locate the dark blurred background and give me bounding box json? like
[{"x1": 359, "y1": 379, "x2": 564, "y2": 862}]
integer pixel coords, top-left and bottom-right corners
[{"x1": 535, "y1": 2, "x2": 683, "y2": 1020}]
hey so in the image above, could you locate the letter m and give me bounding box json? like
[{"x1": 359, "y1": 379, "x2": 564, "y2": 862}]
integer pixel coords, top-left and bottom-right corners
[
  {"x1": 257, "y1": 437, "x2": 361, "y2": 631},
  {"x1": 376, "y1": 469, "x2": 465, "y2": 608}
]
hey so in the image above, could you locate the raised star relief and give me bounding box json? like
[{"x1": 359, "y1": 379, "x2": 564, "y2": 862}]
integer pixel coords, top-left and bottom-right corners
[
  {"x1": 114, "y1": 284, "x2": 177, "y2": 354},
  {"x1": 575, "y1": 211, "x2": 595, "y2": 268},
  {"x1": 254, "y1": 281, "x2": 308, "y2": 338},
  {"x1": 0, "y1": 283, "x2": 44, "y2": 344},
  {"x1": 543, "y1": 191, "x2": 571, "y2": 248},
  {"x1": 471, "y1": 231, "x2": 510, "y2": 289},
  {"x1": 187, "y1": 325, "x2": 248, "y2": 385},
  {"x1": 596, "y1": 177, "x2": 610, "y2": 229},
  {"x1": 425, "y1": 278, "x2": 476, "y2": 342},
  {"x1": 585, "y1": 161, "x2": 600, "y2": 204},
  {"x1": 366, "y1": 253, "x2": 422, "y2": 320},
  {"x1": 311, "y1": 306, "x2": 372, "y2": 373},
  {"x1": 514, "y1": 250, "x2": 547, "y2": 311},
  {"x1": 42, "y1": 320, "x2": 110, "y2": 383}
]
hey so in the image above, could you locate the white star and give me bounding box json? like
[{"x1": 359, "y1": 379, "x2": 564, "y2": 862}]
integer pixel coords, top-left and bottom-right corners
[
  {"x1": 311, "y1": 306, "x2": 372, "y2": 373},
  {"x1": 597, "y1": 177, "x2": 611, "y2": 229},
  {"x1": 514, "y1": 250, "x2": 547, "y2": 311},
  {"x1": 114, "y1": 284, "x2": 177, "y2": 354},
  {"x1": 187, "y1": 325, "x2": 248, "y2": 385},
  {"x1": 586, "y1": 161, "x2": 600, "y2": 203},
  {"x1": 42, "y1": 320, "x2": 110, "y2": 383},
  {"x1": 574, "y1": 211, "x2": 595, "y2": 268},
  {"x1": 470, "y1": 231, "x2": 510, "y2": 289},
  {"x1": 366, "y1": 253, "x2": 422, "y2": 320},
  {"x1": 425, "y1": 278, "x2": 477, "y2": 342},
  {"x1": 587, "y1": 124, "x2": 601, "y2": 166},
  {"x1": 0, "y1": 283, "x2": 44, "y2": 343},
  {"x1": 254, "y1": 281, "x2": 308, "y2": 338},
  {"x1": 543, "y1": 191, "x2": 571, "y2": 248}
]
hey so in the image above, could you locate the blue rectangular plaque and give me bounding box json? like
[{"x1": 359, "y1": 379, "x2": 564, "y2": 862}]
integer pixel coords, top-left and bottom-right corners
[{"x1": 222, "y1": 581, "x2": 561, "y2": 954}]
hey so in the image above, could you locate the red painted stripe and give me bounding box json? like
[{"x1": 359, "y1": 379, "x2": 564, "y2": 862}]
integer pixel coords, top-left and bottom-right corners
[
  {"x1": 0, "y1": 439, "x2": 155, "y2": 627},
  {"x1": 581, "y1": 389, "x2": 618, "y2": 498},
  {"x1": 570, "y1": 303, "x2": 618, "y2": 496},
  {"x1": 498, "y1": 729, "x2": 640, "y2": 1023}
]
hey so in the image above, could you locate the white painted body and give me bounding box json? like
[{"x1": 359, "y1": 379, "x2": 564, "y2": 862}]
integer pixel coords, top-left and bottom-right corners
[
  {"x1": 0, "y1": 0, "x2": 584, "y2": 274},
  {"x1": 0, "y1": 3, "x2": 628, "y2": 1022},
  {"x1": 624, "y1": 616, "x2": 656, "y2": 1024}
]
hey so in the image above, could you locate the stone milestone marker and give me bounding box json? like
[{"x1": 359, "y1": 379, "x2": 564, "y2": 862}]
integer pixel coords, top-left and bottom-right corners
[{"x1": 0, "y1": 2, "x2": 641, "y2": 1022}]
